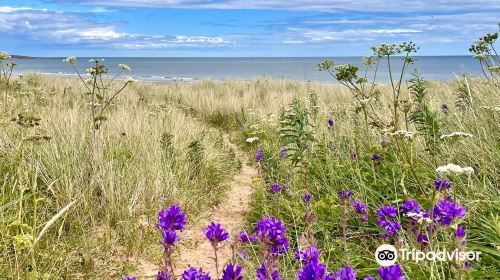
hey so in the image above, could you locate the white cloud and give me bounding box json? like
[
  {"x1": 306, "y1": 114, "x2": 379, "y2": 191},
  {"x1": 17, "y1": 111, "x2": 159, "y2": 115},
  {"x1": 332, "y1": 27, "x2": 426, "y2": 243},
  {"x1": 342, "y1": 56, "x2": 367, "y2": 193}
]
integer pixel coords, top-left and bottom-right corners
[
  {"x1": 0, "y1": 6, "x2": 231, "y2": 48},
  {"x1": 59, "y1": 0, "x2": 500, "y2": 13}
]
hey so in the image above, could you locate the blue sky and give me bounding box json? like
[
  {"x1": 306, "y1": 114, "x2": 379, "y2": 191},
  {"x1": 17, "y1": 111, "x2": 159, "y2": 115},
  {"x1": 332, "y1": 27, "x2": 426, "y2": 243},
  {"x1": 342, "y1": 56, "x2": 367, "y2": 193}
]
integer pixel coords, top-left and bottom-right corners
[{"x1": 1, "y1": 0, "x2": 500, "y2": 56}]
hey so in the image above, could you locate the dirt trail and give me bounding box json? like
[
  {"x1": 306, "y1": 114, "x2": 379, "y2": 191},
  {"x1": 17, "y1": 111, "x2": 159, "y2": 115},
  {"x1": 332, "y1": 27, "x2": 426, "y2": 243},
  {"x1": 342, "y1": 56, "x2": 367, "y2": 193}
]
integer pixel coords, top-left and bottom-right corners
[{"x1": 136, "y1": 134, "x2": 257, "y2": 279}]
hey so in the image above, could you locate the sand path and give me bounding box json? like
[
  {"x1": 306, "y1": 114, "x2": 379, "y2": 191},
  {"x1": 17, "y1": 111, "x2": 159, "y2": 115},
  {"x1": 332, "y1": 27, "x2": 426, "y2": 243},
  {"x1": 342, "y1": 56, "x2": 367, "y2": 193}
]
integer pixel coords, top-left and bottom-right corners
[{"x1": 136, "y1": 134, "x2": 257, "y2": 279}]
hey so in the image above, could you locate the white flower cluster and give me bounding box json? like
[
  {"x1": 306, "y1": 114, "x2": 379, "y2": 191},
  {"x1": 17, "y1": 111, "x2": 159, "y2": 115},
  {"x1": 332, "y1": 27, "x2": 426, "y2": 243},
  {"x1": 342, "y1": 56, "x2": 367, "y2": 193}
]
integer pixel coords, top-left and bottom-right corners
[
  {"x1": 0, "y1": 51, "x2": 12, "y2": 60},
  {"x1": 436, "y1": 164, "x2": 474, "y2": 175},
  {"x1": 480, "y1": 105, "x2": 500, "y2": 112},
  {"x1": 63, "y1": 56, "x2": 77, "y2": 64},
  {"x1": 119, "y1": 64, "x2": 131, "y2": 71},
  {"x1": 124, "y1": 76, "x2": 136, "y2": 83},
  {"x1": 440, "y1": 132, "x2": 473, "y2": 140},
  {"x1": 245, "y1": 137, "x2": 259, "y2": 143},
  {"x1": 386, "y1": 130, "x2": 414, "y2": 140}
]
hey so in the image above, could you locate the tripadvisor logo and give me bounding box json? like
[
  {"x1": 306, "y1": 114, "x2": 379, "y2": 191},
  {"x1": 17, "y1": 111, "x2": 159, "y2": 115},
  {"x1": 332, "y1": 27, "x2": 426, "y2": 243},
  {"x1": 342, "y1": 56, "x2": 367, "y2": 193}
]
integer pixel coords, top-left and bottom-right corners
[{"x1": 375, "y1": 244, "x2": 481, "y2": 267}]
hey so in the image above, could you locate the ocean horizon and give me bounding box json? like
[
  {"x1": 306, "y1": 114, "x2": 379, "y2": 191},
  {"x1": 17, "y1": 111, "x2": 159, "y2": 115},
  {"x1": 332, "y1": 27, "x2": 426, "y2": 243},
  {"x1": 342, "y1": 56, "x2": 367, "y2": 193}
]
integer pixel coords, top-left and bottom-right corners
[{"x1": 12, "y1": 56, "x2": 484, "y2": 83}]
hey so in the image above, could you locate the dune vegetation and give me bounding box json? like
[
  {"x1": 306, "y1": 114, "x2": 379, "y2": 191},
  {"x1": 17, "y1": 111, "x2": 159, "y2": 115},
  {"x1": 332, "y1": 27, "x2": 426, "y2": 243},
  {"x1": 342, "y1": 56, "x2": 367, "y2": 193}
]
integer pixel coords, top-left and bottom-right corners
[{"x1": 1, "y1": 26, "x2": 500, "y2": 280}]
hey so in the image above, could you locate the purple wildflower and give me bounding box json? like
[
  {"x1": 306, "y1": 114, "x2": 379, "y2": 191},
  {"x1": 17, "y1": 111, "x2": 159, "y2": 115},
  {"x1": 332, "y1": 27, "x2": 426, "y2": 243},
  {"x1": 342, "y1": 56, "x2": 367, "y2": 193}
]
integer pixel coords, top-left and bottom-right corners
[
  {"x1": 440, "y1": 103, "x2": 449, "y2": 110},
  {"x1": 256, "y1": 263, "x2": 283, "y2": 280},
  {"x1": 157, "y1": 204, "x2": 187, "y2": 231},
  {"x1": 417, "y1": 233, "x2": 429, "y2": 245},
  {"x1": 203, "y1": 222, "x2": 230, "y2": 245},
  {"x1": 279, "y1": 146, "x2": 288, "y2": 159},
  {"x1": 353, "y1": 200, "x2": 367, "y2": 215},
  {"x1": 434, "y1": 178, "x2": 453, "y2": 191},
  {"x1": 377, "y1": 265, "x2": 405, "y2": 280},
  {"x1": 221, "y1": 263, "x2": 244, "y2": 280},
  {"x1": 433, "y1": 199, "x2": 467, "y2": 226},
  {"x1": 303, "y1": 193, "x2": 312, "y2": 203},
  {"x1": 294, "y1": 245, "x2": 321, "y2": 264},
  {"x1": 161, "y1": 229, "x2": 180, "y2": 245},
  {"x1": 296, "y1": 260, "x2": 330, "y2": 280},
  {"x1": 456, "y1": 226, "x2": 467, "y2": 239},
  {"x1": 157, "y1": 271, "x2": 172, "y2": 280},
  {"x1": 363, "y1": 275, "x2": 377, "y2": 280},
  {"x1": 122, "y1": 277, "x2": 136, "y2": 280},
  {"x1": 464, "y1": 261, "x2": 470, "y2": 269},
  {"x1": 182, "y1": 267, "x2": 211, "y2": 280},
  {"x1": 239, "y1": 231, "x2": 257, "y2": 243},
  {"x1": 328, "y1": 119, "x2": 335, "y2": 127},
  {"x1": 338, "y1": 189, "x2": 353, "y2": 200},
  {"x1": 360, "y1": 215, "x2": 368, "y2": 223},
  {"x1": 376, "y1": 205, "x2": 401, "y2": 237},
  {"x1": 270, "y1": 183, "x2": 283, "y2": 192},
  {"x1": 371, "y1": 154, "x2": 381, "y2": 161},
  {"x1": 256, "y1": 148, "x2": 264, "y2": 161},
  {"x1": 400, "y1": 199, "x2": 423, "y2": 216},
  {"x1": 255, "y1": 217, "x2": 289, "y2": 255},
  {"x1": 334, "y1": 266, "x2": 357, "y2": 280},
  {"x1": 350, "y1": 151, "x2": 357, "y2": 159}
]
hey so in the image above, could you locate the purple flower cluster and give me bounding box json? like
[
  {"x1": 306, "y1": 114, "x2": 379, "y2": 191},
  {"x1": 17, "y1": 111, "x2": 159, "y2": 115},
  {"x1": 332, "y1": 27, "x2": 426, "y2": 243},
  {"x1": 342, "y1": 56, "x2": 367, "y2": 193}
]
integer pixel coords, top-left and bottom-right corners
[
  {"x1": 338, "y1": 189, "x2": 353, "y2": 200},
  {"x1": 294, "y1": 245, "x2": 321, "y2": 264},
  {"x1": 157, "y1": 204, "x2": 187, "y2": 232},
  {"x1": 256, "y1": 148, "x2": 264, "y2": 161},
  {"x1": 328, "y1": 118, "x2": 335, "y2": 127},
  {"x1": 256, "y1": 263, "x2": 283, "y2": 280},
  {"x1": 270, "y1": 183, "x2": 283, "y2": 192},
  {"x1": 156, "y1": 271, "x2": 173, "y2": 280},
  {"x1": 122, "y1": 277, "x2": 136, "y2": 280},
  {"x1": 333, "y1": 266, "x2": 357, "y2": 280},
  {"x1": 434, "y1": 178, "x2": 453, "y2": 191},
  {"x1": 279, "y1": 146, "x2": 288, "y2": 159},
  {"x1": 376, "y1": 205, "x2": 402, "y2": 238},
  {"x1": 352, "y1": 200, "x2": 368, "y2": 222},
  {"x1": 296, "y1": 260, "x2": 331, "y2": 280},
  {"x1": 255, "y1": 217, "x2": 290, "y2": 255},
  {"x1": 377, "y1": 265, "x2": 406, "y2": 280},
  {"x1": 400, "y1": 199, "x2": 422, "y2": 216},
  {"x1": 433, "y1": 199, "x2": 467, "y2": 226},
  {"x1": 203, "y1": 222, "x2": 230, "y2": 246},
  {"x1": 350, "y1": 151, "x2": 357, "y2": 160},
  {"x1": 371, "y1": 154, "x2": 381, "y2": 161},
  {"x1": 182, "y1": 267, "x2": 211, "y2": 280},
  {"x1": 221, "y1": 263, "x2": 244, "y2": 280},
  {"x1": 303, "y1": 193, "x2": 312, "y2": 203},
  {"x1": 239, "y1": 230, "x2": 257, "y2": 243}
]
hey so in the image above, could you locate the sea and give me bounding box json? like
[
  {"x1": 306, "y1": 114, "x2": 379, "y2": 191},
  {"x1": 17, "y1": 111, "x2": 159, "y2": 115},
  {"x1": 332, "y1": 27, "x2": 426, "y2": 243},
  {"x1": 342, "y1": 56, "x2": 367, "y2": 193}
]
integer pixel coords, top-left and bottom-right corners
[{"x1": 11, "y1": 56, "x2": 484, "y2": 84}]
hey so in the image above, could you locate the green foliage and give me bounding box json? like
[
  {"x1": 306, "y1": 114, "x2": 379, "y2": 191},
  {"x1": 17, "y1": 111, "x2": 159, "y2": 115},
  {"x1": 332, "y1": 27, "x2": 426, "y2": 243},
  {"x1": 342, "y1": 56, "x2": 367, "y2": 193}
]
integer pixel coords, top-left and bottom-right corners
[
  {"x1": 280, "y1": 98, "x2": 315, "y2": 167},
  {"x1": 408, "y1": 73, "x2": 442, "y2": 154}
]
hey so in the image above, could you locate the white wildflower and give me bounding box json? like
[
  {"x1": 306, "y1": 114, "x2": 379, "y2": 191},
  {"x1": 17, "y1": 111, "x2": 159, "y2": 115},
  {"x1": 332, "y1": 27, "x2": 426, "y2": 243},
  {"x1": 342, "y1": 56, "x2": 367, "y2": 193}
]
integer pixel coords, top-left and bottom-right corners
[
  {"x1": 118, "y1": 64, "x2": 131, "y2": 71},
  {"x1": 246, "y1": 137, "x2": 259, "y2": 143},
  {"x1": 436, "y1": 163, "x2": 474, "y2": 175},
  {"x1": 0, "y1": 51, "x2": 11, "y2": 60},
  {"x1": 124, "y1": 76, "x2": 136, "y2": 83},
  {"x1": 249, "y1": 124, "x2": 260, "y2": 130},
  {"x1": 480, "y1": 105, "x2": 500, "y2": 112},
  {"x1": 387, "y1": 130, "x2": 414, "y2": 140},
  {"x1": 440, "y1": 132, "x2": 473, "y2": 140},
  {"x1": 63, "y1": 56, "x2": 77, "y2": 64}
]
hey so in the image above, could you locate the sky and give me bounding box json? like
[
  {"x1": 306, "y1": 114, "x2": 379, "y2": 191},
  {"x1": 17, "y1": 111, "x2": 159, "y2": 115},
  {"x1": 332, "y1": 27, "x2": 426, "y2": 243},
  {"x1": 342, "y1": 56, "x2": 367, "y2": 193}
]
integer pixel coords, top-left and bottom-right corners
[{"x1": 1, "y1": 0, "x2": 500, "y2": 57}]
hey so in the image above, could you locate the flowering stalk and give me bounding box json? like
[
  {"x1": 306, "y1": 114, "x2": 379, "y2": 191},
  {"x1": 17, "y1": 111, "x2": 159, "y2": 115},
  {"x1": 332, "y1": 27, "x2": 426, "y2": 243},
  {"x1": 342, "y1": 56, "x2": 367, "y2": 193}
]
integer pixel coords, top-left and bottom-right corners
[
  {"x1": 203, "y1": 222, "x2": 230, "y2": 277},
  {"x1": 338, "y1": 190, "x2": 353, "y2": 264}
]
